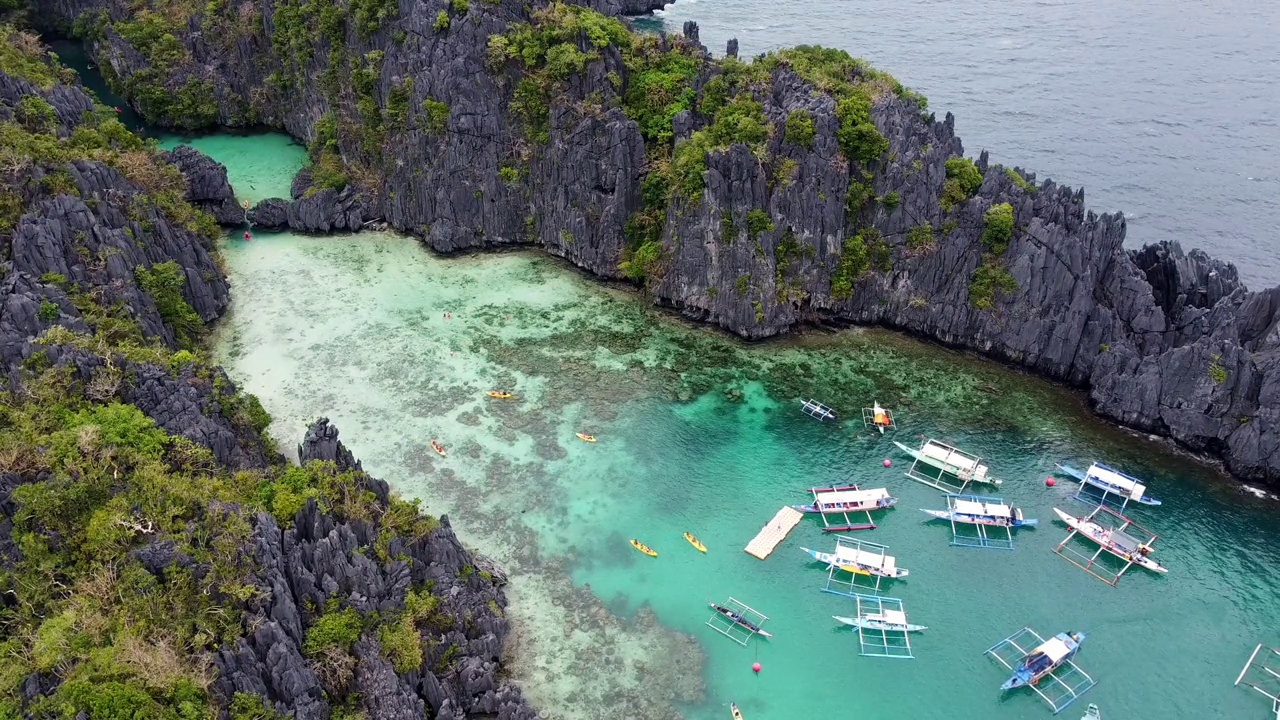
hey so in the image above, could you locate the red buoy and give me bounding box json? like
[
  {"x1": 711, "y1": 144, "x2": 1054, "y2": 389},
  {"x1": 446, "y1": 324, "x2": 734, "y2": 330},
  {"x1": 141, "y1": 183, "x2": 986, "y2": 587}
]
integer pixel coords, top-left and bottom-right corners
[
  {"x1": 1045, "y1": 477, "x2": 1056, "y2": 487},
  {"x1": 751, "y1": 662, "x2": 761, "y2": 674},
  {"x1": 882, "y1": 459, "x2": 892, "y2": 468},
  {"x1": 243, "y1": 231, "x2": 251, "y2": 241},
  {"x1": 113, "y1": 106, "x2": 121, "y2": 113}
]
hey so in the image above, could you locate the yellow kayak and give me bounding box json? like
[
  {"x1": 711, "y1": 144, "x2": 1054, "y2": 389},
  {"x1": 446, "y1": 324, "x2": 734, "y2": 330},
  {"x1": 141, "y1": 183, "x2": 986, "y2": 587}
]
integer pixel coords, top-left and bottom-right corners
[
  {"x1": 730, "y1": 703, "x2": 743, "y2": 720},
  {"x1": 684, "y1": 532, "x2": 707, "y2": 553},
  {"x1": 576, "y1": 433, "x2": 597, "y2": 443},
  {"x1": 487, "y1": 391, "x2": 514, "y2": 399},
  {"x1": 630, "y1": 539, "x2": 657, "y2": 557},
  {"x1": 836, "y1": 563, "x2": 871, "y2": 576}
]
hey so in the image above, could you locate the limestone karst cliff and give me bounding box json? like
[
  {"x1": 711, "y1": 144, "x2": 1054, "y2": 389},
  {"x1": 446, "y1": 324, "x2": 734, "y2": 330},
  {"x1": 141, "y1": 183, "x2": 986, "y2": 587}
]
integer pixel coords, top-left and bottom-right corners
[
  {"x1": 30, "y1": 0, "x2": 1280, "y2": 489},
  {"x1": 0, "y1": 28, "x2": 535, "y2": 718}
]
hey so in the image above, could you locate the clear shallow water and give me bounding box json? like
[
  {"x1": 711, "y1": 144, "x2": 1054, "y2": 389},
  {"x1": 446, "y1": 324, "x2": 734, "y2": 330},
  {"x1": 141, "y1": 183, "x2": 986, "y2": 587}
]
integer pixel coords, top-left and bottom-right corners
[
  {"x1": 655, "y1": 0, "x2": 1280, "y2": 288},
  {"x1": 210, "y1": 228, "x2": 1280, "y2": 720},
  {"x1": 154, "y1": 133, "x2": 307, "y2": 205}
]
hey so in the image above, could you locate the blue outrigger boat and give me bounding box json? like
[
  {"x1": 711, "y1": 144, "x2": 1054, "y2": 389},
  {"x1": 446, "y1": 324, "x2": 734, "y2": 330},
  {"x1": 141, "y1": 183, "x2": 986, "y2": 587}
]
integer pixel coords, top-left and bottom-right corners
[
  {"x1": 1002, "y1": 631, "x2": 1086, "y2": 690},
  {"x1": 921, "y1": 496, "x2": 1037, "y2": 528},
  {"x1": 1057, "y1": 462, "x2": 1161, "y2": 507}
]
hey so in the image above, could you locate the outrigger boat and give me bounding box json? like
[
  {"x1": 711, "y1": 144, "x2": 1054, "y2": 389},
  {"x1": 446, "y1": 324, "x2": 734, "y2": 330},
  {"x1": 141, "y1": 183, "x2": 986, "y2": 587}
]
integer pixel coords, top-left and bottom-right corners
[
  {"x1": 801, "y1": 545, "x2": 908, "y2": 579},
  {"x1": 1001, "y1": 631, "x2": 1086, "y2": 690},
  {"x1": 921, "y1": 497, "x2": 1036, "y2": 528},
  {"x1": 895, "y1": 439, "x2": 1001, "y2": 493},
  {"x1": 794, "y1": 486, "x2": 897, "y2": 514},
  {"x1": 575, "y1": 433, "x2": 597, "y2": 443},
  {"x1": 866, "y1": 402, "x2": 894, "y2": 433},
  {"x1": 486, "y1": 391, "x2": 514, "y2": 399},
  {"x1": 801, "y1": 399, "x2": 837, "y2": 421},
  {"x1": 1080, "y1": 704, "x2": 1101, "y2": 720},
  {"x1": 1052, "y1": 509, "x2": 1166, "y2": 573},
  {"x1": 1057, "y1": 462, "x2": 1162, "y2": 507},
  {"x1": 709, "y1": 602, "x2": 772, "y2": 638},
  {"x1": 629, "y1": 539, "x2": 657, "y2": 557},
  {"x1": 684, "y1": 532, "x2": 707, "y2": 553},
  {"x1": 834, "y1": 611, "x2": 927, "y2": 633},
  {"x1": 430, "y1": 440, "x2": 446, "y2": 457}
]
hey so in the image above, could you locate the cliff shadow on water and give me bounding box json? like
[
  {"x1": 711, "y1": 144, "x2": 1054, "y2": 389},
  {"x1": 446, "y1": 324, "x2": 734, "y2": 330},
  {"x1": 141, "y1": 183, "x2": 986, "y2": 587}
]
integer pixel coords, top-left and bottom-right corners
[{"x1": 28, "y1": 0, "x2": 1280, "y2": 489}]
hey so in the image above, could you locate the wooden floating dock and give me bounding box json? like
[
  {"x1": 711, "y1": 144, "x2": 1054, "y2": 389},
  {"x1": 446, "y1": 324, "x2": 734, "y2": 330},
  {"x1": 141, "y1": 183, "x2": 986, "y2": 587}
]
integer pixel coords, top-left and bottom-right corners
[{"x1": 744, "y1": 507, "x2": 804, "y2": 560}]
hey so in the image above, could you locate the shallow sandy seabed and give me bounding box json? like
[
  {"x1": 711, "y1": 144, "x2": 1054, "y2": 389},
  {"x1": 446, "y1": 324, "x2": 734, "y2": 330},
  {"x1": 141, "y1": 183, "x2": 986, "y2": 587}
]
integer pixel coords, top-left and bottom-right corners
[{"x1": 213, "y1": 231, "x2": 1280, "y2": 720}]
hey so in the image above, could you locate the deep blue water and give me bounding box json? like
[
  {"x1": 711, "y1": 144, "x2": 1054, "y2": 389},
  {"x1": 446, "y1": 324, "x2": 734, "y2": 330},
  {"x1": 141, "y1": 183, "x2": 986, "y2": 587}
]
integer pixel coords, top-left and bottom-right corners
[{"x1": 653, "y1": 0, "x2": 1280, "y2": 287}]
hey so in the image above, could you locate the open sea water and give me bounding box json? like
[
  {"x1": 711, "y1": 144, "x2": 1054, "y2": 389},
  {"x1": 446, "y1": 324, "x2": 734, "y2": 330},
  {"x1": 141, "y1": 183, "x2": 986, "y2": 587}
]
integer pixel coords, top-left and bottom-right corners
[{"x1": 653, "y1": 0, "x2": 1280, "y2": 288}]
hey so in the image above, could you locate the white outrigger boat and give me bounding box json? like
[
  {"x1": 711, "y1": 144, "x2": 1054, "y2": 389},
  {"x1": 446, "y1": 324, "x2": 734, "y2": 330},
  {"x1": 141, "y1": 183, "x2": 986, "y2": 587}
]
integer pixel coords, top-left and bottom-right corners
[
  {"x1": 834, "y1": 610, "x2": 927, "y2": 633},
  {"x1": 1053, "y1": 508, "x2": 1167, "y2": 574},
  {"x1": 921, "y1": 497, "x2": 1036, "y2": 528},
  {"x1": 801, "y1": 399, "x2": 837, "y2": 421},
  {"x1": 801, "y1": 545, "x2": 908, "y2": 579},
  {"x1": 1080, "y1": 703, "x2": 1102, "y2": 720},
  {"x1": 1057, "y1": 462, "x2": 1162, "y2": 507},
  {"x1": 795, "y1": 486, "x2": 897, "y2": 515},
  {"x1": 895, "y1": 439, "x2": 1001, "y2": 490}
]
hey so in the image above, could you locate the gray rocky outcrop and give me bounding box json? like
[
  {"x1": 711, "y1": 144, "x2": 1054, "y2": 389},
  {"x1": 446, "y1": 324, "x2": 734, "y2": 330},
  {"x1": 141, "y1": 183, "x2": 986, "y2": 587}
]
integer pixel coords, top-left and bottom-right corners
[
  {"x1": 34, "y1": 0, "x2": 1280, "y2": 490},
  {"x1": 213, "y1": 419, "x2": 538, "y2": 720},
  {"x1": 162, "y1": 145, "x2": 245, "y2": 224},
  {"x1": 3, "y1": 58, "x2": 535, "y2": 718}
]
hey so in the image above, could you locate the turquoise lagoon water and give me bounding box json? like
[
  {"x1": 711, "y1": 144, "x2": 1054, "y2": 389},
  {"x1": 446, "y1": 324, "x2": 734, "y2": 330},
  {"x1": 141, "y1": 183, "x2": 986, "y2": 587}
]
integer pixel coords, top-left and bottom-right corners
[{"x1": 210, "y1": 225, "x2": 1280, "y2": 720}]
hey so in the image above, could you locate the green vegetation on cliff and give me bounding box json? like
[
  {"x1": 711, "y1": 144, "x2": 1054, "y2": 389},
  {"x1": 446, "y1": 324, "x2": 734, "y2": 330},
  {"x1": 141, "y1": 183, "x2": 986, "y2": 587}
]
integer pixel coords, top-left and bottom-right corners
[
  {"x1": 0, "y1": 33, "x2": 458, "y2": 719},
  {"x1": 969, "y1": 202, "x2": 1018, "y2": 309}
]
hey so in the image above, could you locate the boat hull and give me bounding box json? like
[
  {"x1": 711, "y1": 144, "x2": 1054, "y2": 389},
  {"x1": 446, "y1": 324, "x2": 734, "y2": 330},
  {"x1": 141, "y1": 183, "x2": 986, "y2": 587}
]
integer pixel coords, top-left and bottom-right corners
[
  {"x1": 833, "y1": 615, "x2": 926, "y2": 632},
  {"x1": 801, "y1": 547, "x2": 908, "y2": 579},
  {"x1": 920, "y1": 508, "x2": 1037, "y2": 527},
  {"x1": 893, "y1": 441, "x2": 1001, "y2": 485},
  {"x1": 1001, "y1": 631, "x2": 1084, "y2": 691},
  {"x1": 709, "y1": 603, "x2": 772, "y2": 638},
  {"x1": 795, "y1": 497, "x2": 898, "y2": 514},
  {"x1": 1053, "y1": 509, "x2": 1167, "y2": 573},
  {"x1": 1082, "y1": 478, "x2": 1162, "y2": 506}
]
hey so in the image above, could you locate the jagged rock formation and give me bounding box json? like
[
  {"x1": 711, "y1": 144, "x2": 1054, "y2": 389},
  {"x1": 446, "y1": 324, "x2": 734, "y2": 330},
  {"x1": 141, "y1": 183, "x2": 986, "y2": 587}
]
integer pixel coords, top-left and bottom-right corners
[
  {"x1": 0, "y1": 34, "x2": 536, "y2": 719},
  {"x1": 33, "y1": 0, "x2": 1280, "y2": 490},
  {"x1": 162, "y1": 144, "x2": 244, "y2": 224},
  {"x1": 213, "y1": 419, "x2": 537, "y2": 720}
]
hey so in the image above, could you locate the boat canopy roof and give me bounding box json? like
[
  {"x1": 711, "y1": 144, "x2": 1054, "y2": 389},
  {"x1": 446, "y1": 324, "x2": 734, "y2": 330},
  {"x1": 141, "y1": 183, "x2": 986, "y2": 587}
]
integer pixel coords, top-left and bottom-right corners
[
  {"x1": 880, "y1": 609, "x2": 907, "y2": 626},
  {"x1": 1109, "y1": 528, "x2": 1143, "y2": 553},
  {"x1": 1040, "y1": 636, "x2": 1074, "y2": 663},
  {"x1": 953, "y1": 498, "x2": 1011, "y2": 517},
  {"x1": 921, "y1": 440, "x2": 987, "y2": 478},
  {"x1": 1086, "y1": 463, "x2": 1146, "y2": 499},
  {"x1": 836, "y1": 544, "x2": 895, "y2": 572},
  {"x1": 815, "y1": 488, "x2": 891, "y2": 504}
]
